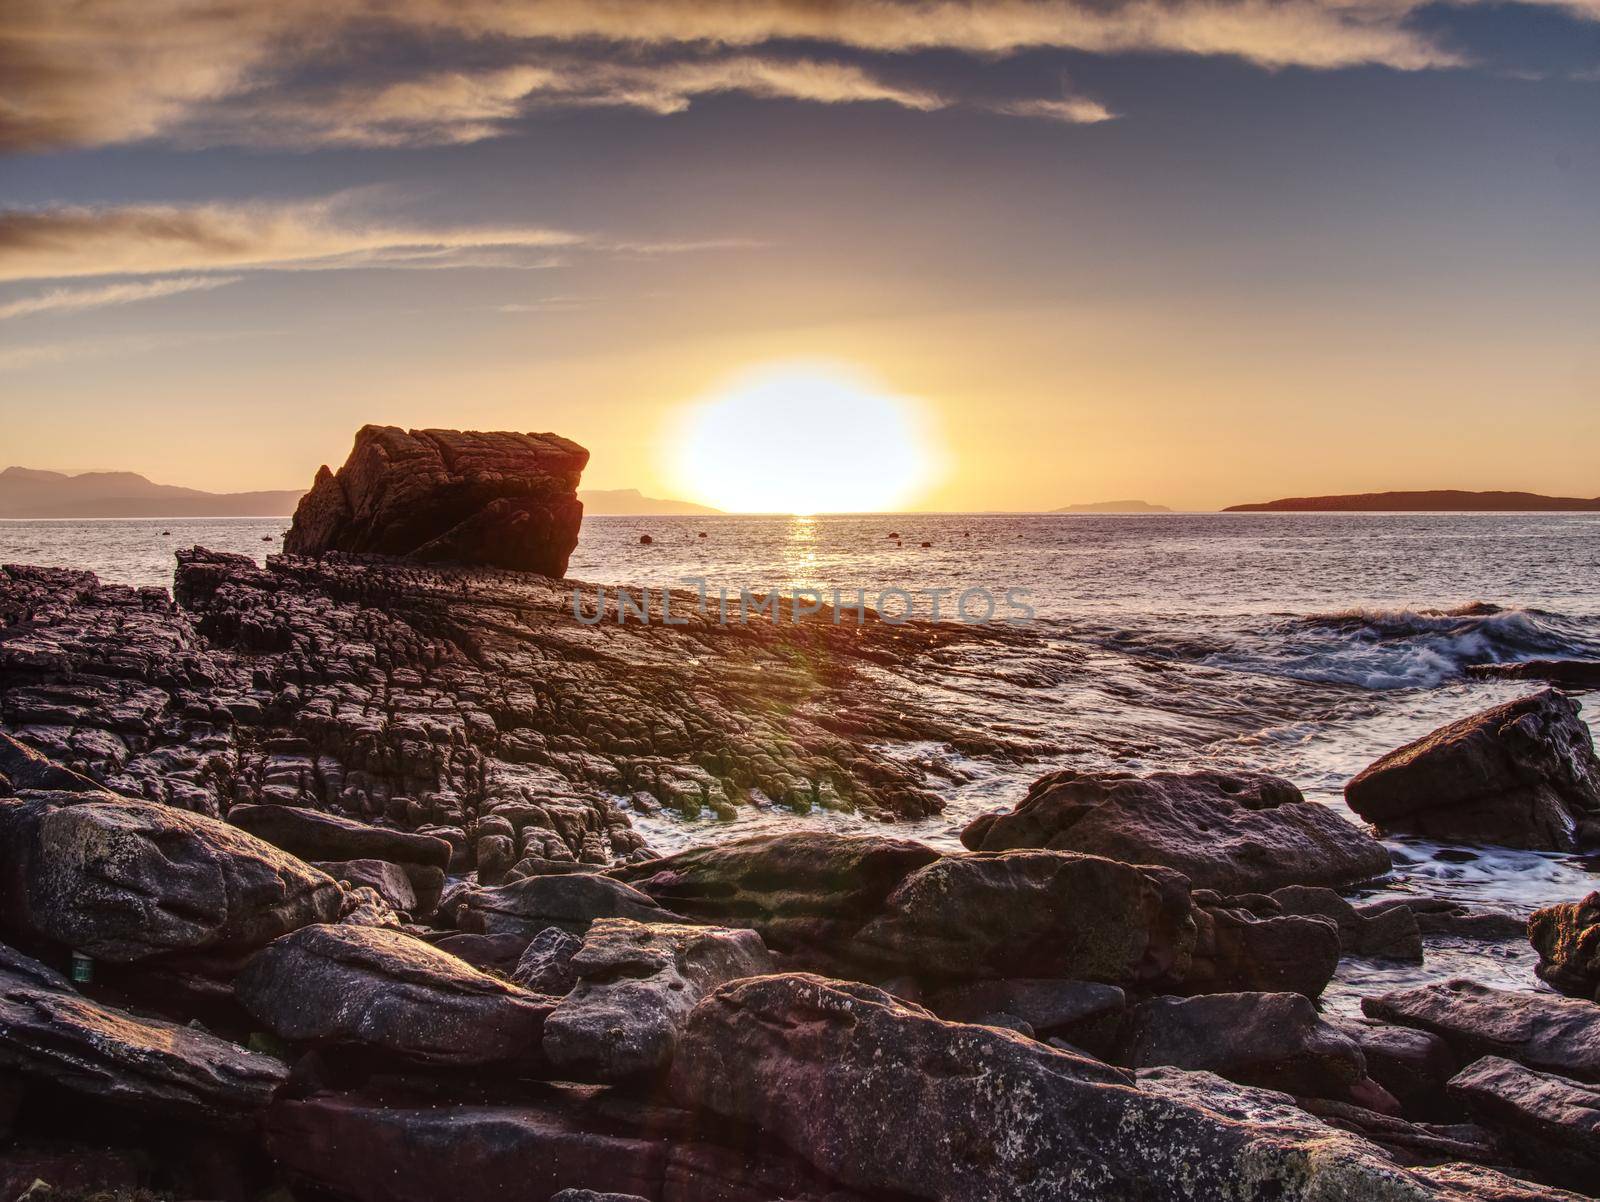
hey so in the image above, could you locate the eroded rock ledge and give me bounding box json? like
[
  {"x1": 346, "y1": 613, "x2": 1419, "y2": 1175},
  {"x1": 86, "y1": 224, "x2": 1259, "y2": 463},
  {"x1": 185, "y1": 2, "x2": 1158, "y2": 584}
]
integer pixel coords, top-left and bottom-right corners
[{"x1": 0, "y1": 551, "x2": 1033, "y2": 883}]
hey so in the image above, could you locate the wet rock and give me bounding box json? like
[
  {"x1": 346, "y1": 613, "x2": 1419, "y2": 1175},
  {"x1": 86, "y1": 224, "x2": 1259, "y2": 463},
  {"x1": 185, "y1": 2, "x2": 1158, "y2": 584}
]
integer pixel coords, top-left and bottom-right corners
[
  {"x1": 543, "y1": 919, "x2": 775, "y2": 1081},
  {"x1": 1364, "y1": 979, "x2": 1600, "y2": 1082},
  {"x1": 1345, "y1": 690, "x2": 1600, "y2": 850},
  {"x1": 1467, "y1": 660, "x2": 1600, "y2": 689},
  {"x1": 0, "y1": 944, "x2": 285, "y2": 1126},
  {"x1": 283, "y1": 425, "x2": 590, "y2": 577},
  {"x1": 450, "y1": 872, "x2": 673, "y2": 940},
  {"x1": 1360, "y1": 896, "x2": 1530, "y2": 941},
  {"x1": 1450, "y1": 1055, "x2": 1600, "y2": 1194},
  {"x1": 509, "y1": 926, "x2": 583, "y2": 994},
  {"x1": 236, "y1": 923, "x2": 551, "y2": 1067},
  {"x1": 1530, "y1": 891, "x2": 1600, "y2": 1000},
  {"x1": 265, "y1": 1081, "x2": 863, "y2": 1202},
  {"x1": 668, "y1": 972, "x2": 1561, "y2": 1201},
  {"x1": 0, "y1": 792, "x2": 340, "y2": 961},
  {"x1": 1271, "y1": 885, "x2": 1423, "y2": 961},
  {"x1": 852, "y1": 850, "x2": 1196, "y2": 987},
  {"x1": 1126, "y1": 992, "x2": 1375, "y2": 1103},
  {"x1": 610, "y1": 832, "x2": 940, "y2": 960},
  {"x1": 963, "y1": 768, "x2": 1392, "y2": 893},
  {"x1": 228, "y1": 803, "x2": 449, "y2": 913},
  {"x1": 1182, "y1": 895, "x2": 1341, "y2": 999}
]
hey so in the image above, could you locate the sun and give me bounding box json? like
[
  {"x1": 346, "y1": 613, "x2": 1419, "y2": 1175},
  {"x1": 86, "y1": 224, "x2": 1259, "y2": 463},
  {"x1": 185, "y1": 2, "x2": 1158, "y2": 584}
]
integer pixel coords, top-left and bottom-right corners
[{"x1": 672, "y1": 362, "x2": 939, "y2": 514}]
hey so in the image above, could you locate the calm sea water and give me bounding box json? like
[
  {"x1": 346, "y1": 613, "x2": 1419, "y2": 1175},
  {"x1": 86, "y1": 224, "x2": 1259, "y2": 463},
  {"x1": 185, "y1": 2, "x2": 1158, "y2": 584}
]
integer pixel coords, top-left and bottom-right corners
[{"x1": 6, "y1": 512, "x2": 1600, "y2": 1009}]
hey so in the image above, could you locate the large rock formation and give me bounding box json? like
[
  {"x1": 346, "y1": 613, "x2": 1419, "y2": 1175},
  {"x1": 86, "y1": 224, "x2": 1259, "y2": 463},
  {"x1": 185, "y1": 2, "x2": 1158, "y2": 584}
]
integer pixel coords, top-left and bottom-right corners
[
  {"x1": 0, "y1": 792, "x2": 341, "y2": 961},
  {"x1": 235, "y1": 924, "x2": 552, "y2": 1066},
  {"x1": 667, "y1": 973, "x2": 1568, "y2": 1201},
  {"x1": 1364, "y1": 979, "x2": 1600, "y2": 1082},
  {"x1": 1345, "y1": 691, "x2": 1600, "y2": 850},
  {"x1": 283, "y1": 426, "x2": 590, "y2": 577},
  {"x1": 0, "y1": 944, "x2": 286, "y2": 1127},
  {"x1": 962, "y1": 768, "x2": 1392, "y2": 893}
]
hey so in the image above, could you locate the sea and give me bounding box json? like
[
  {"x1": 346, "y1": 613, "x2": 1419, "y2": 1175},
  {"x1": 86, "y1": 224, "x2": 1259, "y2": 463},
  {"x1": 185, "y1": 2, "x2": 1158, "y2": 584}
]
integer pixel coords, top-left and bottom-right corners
[{"x1": 5, "y1": 511, "x2": 1600, "y2": 1011}]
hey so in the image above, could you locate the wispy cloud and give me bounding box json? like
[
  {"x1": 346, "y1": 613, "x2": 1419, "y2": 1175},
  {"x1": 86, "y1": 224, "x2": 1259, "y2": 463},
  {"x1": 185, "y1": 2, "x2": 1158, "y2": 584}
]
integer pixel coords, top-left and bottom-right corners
[
  {"x1": 0, "y1": 200, "x2": 583, "y2": 282},
  {"x1": 990, "y1": 97, "x2": 1118, "y2": 125},
  {"x1": 5, "y1": 0, "x2": 1552, "y2": 154},
  {"x1": 0, "y1": 275, "x2": 242, "y2": 320}
]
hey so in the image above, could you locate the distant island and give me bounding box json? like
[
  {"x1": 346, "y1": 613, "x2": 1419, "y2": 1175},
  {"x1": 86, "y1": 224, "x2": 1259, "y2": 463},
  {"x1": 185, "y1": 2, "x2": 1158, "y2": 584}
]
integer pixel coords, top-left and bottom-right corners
[
  {"x1": 0, "y1": 467, "x2": 717, "y2": 519},
  {"x1": 1050, "y1": 500, "x2": 1172, "y2": 513},
  {"x1": 578, "y1": 489, "x2": 721, "y2": 516},
  {"x1": 1225, "y1": 489, "x2": 1600, "y2": 513}
]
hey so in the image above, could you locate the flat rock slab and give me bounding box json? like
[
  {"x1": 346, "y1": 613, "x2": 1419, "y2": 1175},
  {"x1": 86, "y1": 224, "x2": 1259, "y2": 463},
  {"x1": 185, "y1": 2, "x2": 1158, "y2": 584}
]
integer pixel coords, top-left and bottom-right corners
[
  {"x1": 1450, "y1": 1055, "x2": 1600, "y2": 1194},
  {"x1": 1364, "y1": 979, "x2": 1600, "y2": 1082},
  {"x1": 962, "y1": 769, "x2": 1392, "y2": 894},
  {"x1": 610, "y1": 832, "x2": 941, "y2": 957},
  {"x1": 264, "y1": 1083, "x2": 864, "y2": 1202},
  {"x1": 543, "y1": 918, "x2": 774, "y2": 1081},
  {"x1": 1345, "y1": 690, "x2": 1600, "y2": 850},
  {"x1": 236, "y1": 923, "x2": 551, "y2": 1066},
  {"x1": 0, "y1": 944, "x2": 285, "y2": 1127},
  {"x1": 0, "y1": 792, "x2": 341, "y2": 961},
  {"x1": 852, "y1": 849, "x2": 1196, "y2": 987},
  {"x1": 450, "y1": 873, "x2": 673, "y2": 939},
  {"x1": 228, "y1": 803, "x2": 451, "y2": 872},
  {"x1": 669, "y1": 972, "x2": 1570, "y2": 1201}
]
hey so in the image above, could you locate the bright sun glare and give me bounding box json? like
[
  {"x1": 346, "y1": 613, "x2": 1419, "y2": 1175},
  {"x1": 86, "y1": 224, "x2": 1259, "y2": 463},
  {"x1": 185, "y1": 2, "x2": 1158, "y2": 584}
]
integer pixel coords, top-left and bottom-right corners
[{"x1": 674, "y1": 363, "x2": 937, "y2": 514}]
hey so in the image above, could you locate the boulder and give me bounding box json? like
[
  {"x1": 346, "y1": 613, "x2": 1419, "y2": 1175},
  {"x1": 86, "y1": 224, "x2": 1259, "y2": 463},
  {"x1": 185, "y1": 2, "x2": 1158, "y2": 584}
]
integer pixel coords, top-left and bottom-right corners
[
  {"x1": 228, "y1": 803, "x2": 449, "y2": 912},
  {"x1": 1345, "y1": 691, "x2": 1600, "y2": 850},
  {"x1": 543, "y1": 919, "x2": 775, "y2": 1081},
  {"x1": 1450, "y1": 1056, "x2": 1600, "y2": 1194},
  {"x1": 610, "y1": 832, "x2": 940, "y2": 960},
  {"x1": 1124, "y1": 992, "x2": 1374, "y2": 1103},
  {"x1": 509, "y1": 926, "x2": 583, "y2": 994},
  {"x1": 1364, "y1": 979, "x2": 1600, "y2": 1082},
  {"x1": 0, "y1": 793, "x2": 341, "y2": 961},
  {"x1": 314, "y1": 859, "x2": 418, "y2": 914},
  {"x1": 1270, "y1": 885, "x2": 1423, "y2": 961},
  {"x1": 0, "y1": 944, "x2": 285, "y2": 1126},
  {"x1": 283, "y1": 425, "x2": 589, "y2": 577},
  {"x1": 667, "y1": 972, "x2": 1568, "y2": 1201},
  {"x1": 962, "y1": 769, "x2": 1391, "y2": 893},
  {"x1": 0, "y1": 731, "x2": 102, "y2": 794},
  {"x1": 450, "y1": 873, "x2": 673, "y2": 940},
  {"x1": 1530, "y1": 892, "x2": 1600, "y2": 1000},
  {"x1": 235, "y1": 924, "x2": 550, "y2": 1067},
  {"x1": 1182, "y1": 895, "x2": 1341, "y2": 999},
  {"x1": 851, "y1": 850, "x2": 1196, "y2": 987}
]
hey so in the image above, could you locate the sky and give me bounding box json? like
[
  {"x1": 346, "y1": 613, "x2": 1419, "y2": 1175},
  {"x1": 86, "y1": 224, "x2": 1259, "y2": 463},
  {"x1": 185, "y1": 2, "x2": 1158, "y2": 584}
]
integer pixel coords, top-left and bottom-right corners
[{"x1": 1, "y1": 1, "x2": 1597, "y2": 512}]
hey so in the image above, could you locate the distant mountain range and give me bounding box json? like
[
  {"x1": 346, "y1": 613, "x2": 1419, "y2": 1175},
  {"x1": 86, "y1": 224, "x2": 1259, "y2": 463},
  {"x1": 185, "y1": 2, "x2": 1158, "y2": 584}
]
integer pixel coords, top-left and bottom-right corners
[
  {"x1": 0, "y1": 467, "x2": 304, "y2": 518},
  {"x1": 0, "y1": 467, "x2": 719, "y2": 519},
  {"x1": 1225, "y1": 490, "x2": 1600, "y2": 513},
  {"x1": 1050, "y1": 500, "x2": 1171, "y2": 513},
  {"x1": 578, "y1": 489, "x2": 721, "y2": 516}
]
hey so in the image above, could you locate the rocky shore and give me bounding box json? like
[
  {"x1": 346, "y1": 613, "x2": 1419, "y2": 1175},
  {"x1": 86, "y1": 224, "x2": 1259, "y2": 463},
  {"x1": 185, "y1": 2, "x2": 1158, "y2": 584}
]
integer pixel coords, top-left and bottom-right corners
[{"x1": 4, "y1": 428, "x2": 1600, "y2": 1201}]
